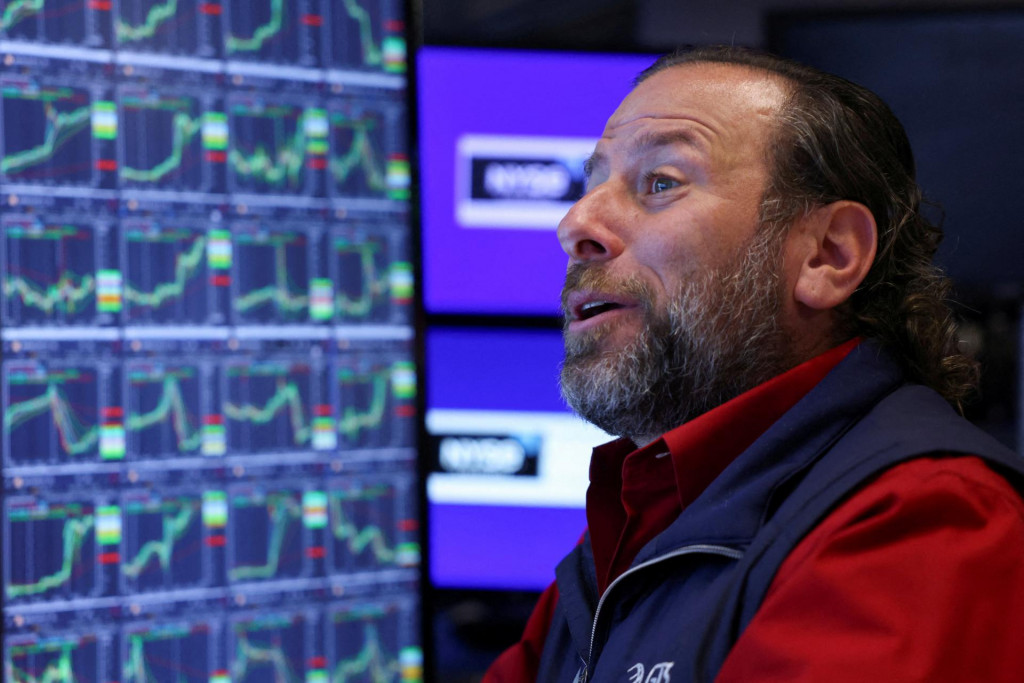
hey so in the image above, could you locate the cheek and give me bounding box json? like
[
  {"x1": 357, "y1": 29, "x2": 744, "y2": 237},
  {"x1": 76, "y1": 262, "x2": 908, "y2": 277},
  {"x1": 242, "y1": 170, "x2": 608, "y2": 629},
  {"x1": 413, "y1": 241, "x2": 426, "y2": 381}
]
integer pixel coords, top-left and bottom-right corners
[
  {"x1": 699, "y1": 201, "x2": 764, "y2": 264},
  {"x1": 628, "y1": 196, "x2": 761, "y2": 286}
]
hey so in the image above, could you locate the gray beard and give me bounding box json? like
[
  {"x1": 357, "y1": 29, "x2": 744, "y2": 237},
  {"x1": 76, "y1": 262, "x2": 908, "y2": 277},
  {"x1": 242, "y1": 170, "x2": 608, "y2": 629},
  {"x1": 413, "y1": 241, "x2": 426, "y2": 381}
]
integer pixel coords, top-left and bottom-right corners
[{"x1": 559, "y1": 226, "x2": 794, "y2": 443}]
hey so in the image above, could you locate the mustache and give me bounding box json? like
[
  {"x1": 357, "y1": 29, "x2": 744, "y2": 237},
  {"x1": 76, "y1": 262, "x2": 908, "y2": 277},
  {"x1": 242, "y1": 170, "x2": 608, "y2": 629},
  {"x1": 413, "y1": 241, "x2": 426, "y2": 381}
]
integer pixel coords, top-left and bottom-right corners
[{"x1": 560, "y1": 264, "x2": 656, "y2": 318}]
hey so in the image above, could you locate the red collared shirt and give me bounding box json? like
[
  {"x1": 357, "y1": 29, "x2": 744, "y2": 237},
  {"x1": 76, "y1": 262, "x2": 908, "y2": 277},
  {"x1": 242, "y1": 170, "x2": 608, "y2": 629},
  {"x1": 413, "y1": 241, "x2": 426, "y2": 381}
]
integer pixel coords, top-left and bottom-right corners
[{"x1": 587, "y1": 338, "x2": 859, "y2": 593}]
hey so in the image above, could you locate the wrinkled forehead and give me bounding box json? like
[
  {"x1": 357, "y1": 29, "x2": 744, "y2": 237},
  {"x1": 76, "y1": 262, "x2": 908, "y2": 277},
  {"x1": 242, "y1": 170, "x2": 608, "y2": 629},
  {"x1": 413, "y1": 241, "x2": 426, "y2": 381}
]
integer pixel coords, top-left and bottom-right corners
[{"x1": 603, "y1": 62, "x2": 790, "y2": 144}]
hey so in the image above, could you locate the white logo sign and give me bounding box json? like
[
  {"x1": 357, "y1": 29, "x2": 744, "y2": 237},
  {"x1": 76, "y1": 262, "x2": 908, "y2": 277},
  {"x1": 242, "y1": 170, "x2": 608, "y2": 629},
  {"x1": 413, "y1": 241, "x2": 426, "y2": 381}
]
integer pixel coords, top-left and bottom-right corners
[
  {"x1": 627, "y1": 661, "x2": 674, "y2": 683},
  {"x1": 438, "y1": 436, "x2": 526, "y2": 474},
  {"x1": 455, "y1": 134, "x2": 595, "y2": 229}
]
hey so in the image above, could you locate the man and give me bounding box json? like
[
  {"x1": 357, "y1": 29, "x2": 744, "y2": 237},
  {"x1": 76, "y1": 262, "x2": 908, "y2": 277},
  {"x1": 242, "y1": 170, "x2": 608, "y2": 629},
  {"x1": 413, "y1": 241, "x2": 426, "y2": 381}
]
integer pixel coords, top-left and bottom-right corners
[{"x1": 483, "y1": 46, "x2": 1024, "y2": 682}]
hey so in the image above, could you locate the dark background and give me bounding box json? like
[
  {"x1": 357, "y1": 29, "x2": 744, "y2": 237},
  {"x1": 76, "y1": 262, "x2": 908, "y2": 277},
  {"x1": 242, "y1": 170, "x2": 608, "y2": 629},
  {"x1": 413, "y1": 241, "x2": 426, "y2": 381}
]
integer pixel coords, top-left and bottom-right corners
[{"x1": 417, "y1": 2, "x2": 1024, "y2": 680}]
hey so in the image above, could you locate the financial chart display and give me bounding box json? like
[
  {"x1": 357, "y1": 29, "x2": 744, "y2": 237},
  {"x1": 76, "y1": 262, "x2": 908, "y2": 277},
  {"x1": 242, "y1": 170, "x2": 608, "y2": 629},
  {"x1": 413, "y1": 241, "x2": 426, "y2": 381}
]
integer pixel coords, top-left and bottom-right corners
[{"x1": 1, "y1": 1, "x2": 422, "y2": 682}]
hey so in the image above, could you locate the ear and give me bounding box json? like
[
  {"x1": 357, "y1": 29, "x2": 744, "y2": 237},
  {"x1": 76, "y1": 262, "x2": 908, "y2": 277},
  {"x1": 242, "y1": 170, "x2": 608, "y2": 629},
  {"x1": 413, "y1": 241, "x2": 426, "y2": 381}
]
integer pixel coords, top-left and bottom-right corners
[{"x1": 787, "y1": 200, "x2": 877, "y2": 311}]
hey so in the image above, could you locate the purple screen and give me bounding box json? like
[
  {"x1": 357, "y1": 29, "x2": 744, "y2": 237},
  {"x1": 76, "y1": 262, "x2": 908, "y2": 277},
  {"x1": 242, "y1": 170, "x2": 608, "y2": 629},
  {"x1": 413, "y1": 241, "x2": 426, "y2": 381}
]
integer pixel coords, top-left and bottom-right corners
[
  {"x1": 426, "y1": 327, "x2": 598, "y2": 590},
  {"x1": 418, "y1": 47, "x2": 656, "y2": 316}
]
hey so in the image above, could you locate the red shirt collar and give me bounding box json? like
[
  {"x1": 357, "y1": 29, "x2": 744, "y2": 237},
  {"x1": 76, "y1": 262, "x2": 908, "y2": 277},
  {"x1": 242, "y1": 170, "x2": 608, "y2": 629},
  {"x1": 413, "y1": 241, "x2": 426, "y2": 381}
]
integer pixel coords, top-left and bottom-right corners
[
  {"x1": 661, "y1": 337, "x2": 860, "y2": 509},
  {"x1": 587, "y1": 338, "x2": 860, "y2": 593}
]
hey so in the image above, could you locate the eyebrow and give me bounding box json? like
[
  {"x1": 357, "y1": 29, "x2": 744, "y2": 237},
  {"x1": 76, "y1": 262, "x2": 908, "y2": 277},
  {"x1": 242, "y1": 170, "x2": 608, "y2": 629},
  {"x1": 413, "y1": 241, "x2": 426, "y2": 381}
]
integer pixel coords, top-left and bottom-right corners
[{"x1": 582, "y1": 128, "x2": 706, "y2": 182}]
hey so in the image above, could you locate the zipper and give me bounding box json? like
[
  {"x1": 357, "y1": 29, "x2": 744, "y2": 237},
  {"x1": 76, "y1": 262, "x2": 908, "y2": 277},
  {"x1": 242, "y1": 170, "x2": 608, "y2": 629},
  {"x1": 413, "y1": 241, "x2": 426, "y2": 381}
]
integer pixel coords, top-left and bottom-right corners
[{"x1": 581, "y1": 543, "x2": 743, "y2": 682}]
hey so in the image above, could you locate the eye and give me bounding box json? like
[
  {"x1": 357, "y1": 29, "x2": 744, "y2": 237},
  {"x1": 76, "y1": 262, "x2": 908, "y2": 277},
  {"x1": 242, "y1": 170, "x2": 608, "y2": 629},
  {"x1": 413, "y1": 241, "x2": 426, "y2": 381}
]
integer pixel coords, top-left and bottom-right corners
[{"x1": 644, "y1": 172, "x2": 680, "y2": 194}]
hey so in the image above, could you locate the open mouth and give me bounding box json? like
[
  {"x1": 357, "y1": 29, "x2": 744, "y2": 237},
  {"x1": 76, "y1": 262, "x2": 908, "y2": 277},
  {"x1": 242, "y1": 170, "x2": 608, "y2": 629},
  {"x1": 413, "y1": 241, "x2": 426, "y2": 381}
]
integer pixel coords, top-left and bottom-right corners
[{"x1": 578, "y1": 300, "x2": 624, "y2": 321}]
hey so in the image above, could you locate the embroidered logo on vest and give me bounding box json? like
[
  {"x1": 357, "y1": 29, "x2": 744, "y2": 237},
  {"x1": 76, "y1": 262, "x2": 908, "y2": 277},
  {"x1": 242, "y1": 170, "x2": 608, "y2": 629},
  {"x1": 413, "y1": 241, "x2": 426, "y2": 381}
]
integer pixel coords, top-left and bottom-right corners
[{"x1": 628, "y1": 662, "x2": 674, "y2": 683}]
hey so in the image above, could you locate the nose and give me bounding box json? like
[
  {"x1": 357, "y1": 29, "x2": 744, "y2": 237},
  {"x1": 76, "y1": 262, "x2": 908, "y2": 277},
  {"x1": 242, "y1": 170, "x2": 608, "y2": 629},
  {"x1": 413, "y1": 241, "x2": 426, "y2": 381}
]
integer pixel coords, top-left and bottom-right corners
[{"x1": 556, "y1": 185, "x2": 626, "y2": 264}]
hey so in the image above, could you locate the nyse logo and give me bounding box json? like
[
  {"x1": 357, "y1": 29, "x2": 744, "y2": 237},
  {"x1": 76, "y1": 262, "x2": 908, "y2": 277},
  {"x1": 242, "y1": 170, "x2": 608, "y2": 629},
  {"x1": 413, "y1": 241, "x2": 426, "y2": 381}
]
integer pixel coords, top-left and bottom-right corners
[
  {"x1": 479, "y1": 160, "x2": 572, "y2": 200},
  {"x1": 438, "y1": 436, "x2": 526, "y2": 475},
  {"x1": 627, "y1": 661, "x2": 674, "y2": 683},
  {"x1": 455, "y1": 134, "x2": 594, "y2": 229},
  {"x1": 430, "y1": 432, "x2": 541, "y2": 477}
]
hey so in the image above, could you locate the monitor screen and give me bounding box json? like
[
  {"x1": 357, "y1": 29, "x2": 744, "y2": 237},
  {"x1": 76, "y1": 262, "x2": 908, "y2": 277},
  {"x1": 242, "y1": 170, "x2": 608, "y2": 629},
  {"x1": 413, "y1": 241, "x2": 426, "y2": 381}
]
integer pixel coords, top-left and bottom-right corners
[
  {"x1": 1, "y1": 2, "x2": 424, "y2": 681},
  {"x1": 426, "y1": 326, "x2": 608, "y2": 590},
  {"x1": 418, "y1": 47, "x2": 656, "y2": 316}
]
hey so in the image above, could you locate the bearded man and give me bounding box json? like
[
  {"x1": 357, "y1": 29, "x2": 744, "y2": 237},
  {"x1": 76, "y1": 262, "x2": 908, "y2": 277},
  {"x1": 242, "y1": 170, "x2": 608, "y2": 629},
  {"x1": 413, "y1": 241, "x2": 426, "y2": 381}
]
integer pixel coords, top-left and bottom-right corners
[{"x1": 483, "y1": 46, "x2": 1024, "y2": 682}]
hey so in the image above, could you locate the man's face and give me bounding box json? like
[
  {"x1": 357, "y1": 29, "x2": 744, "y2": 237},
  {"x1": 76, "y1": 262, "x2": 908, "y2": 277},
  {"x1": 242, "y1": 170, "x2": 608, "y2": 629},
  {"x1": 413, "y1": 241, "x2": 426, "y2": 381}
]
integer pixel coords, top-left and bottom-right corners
[{"x1": 557, "y1": 63, "x2": 798, "y2": 442}]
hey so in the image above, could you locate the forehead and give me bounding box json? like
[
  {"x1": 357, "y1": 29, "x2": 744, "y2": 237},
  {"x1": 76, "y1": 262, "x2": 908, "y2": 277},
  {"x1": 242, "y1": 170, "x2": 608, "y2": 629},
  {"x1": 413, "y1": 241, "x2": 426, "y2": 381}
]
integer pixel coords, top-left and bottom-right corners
[{"x1": 601, "y1": 63, "x2": 789, "y2": 159}]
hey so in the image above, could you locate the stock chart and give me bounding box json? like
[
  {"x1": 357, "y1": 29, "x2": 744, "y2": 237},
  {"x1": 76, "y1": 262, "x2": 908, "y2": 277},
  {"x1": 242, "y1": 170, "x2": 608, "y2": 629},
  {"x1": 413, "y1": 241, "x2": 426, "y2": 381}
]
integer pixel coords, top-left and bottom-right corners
[{"x1": 2, "y1": 0, "x2": 421, "y2": 680}]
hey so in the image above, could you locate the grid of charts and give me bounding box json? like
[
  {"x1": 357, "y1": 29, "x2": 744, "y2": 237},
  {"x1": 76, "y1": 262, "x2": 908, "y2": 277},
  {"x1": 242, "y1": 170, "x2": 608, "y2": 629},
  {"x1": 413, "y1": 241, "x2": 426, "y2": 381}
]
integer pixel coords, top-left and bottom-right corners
[{"x1": 1, "y1": 0, "x2": 423, "y2": 681}]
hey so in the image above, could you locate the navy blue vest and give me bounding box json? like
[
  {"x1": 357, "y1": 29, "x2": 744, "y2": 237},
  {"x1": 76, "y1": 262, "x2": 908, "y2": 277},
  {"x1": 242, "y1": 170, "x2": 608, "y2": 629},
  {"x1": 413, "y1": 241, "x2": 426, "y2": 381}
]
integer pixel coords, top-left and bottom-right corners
[{"x1": 535, "y1": 343, "x2": 1024, "y2": 683}]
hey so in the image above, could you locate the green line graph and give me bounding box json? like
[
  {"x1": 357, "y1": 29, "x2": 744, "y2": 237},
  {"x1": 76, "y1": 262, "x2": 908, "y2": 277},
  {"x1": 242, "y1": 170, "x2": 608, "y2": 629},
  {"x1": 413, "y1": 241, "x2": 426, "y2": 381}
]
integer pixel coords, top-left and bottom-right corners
[
  {"x1": 339, "y1": 0, "x2": 382, "y2": 67},
  {"x1": 122, "y1": 499, "x2": 199, "y2": 579},
  {"x1": 4, "y1": 270, "x2": 95, "y2": 316},
  {"x1": 233, "y1": 237, "x2": 309, "y2": 317},
  {"x1": 226, "y1": 0, "x2": 285, "y2": 54},
  {"x1": 225, "y1": 376, "x2": 311, "y2": 446},
  {"x1": 116, "y1": 0, "x2": 179, "y2": 43},
  {"x1": 124, "y1": 234, "x2": 206, "y2": 311},
  {"x1": 121, "y1": 110, "x2": 202, "y2": 184},
  {"x1": 8, "y1": 640, "x2": 83, "y2": 683},
  {"x1": 333, "y1": 623, "x2": 400, "y2": 683},
  {"x1": 3, "y1": 223, "x2": 103, "y2": 323},
  {"x1": 124, "y1": 633, "x2": 151, "y2": 683},
  {"x1": 126, "y1": 372, "x2": 203, "y2": 453},
  {"x1": 228, "y1": 491, "x2": 303, "y2": 581},
  {"x1": 1, "y1": 0, "x2": 44, "y2": 32},
  {"x1": 337, "y1": 366, "x2": 388, "y2": 441},
  {"x1": 335, "y1": 240, "x2": 389, "y2": 318},
  {"x1": 330, "y1": 115, "x2": 386, "y2": 192},
  {"x1": 125, "y1": 625, "x2": 209, "y2": 683},
  {"x1": 329, "y1": 489, "x2": 395, "y2": 565},
  {"x1": 6, "y1": 511, "x2": 95, "y2": 600},
  {"x1": 1, "y1": 102, "x2": 91, "y2": 176},
  {"x1": 232, "y1": 621, "x2": 302, "y2": 683},
  {"x1": 229, "y1": 108, "x2": 309, "y2": 190},
  {"x1": 5, "y1": 381, "x2": 100, "y2": 457}
]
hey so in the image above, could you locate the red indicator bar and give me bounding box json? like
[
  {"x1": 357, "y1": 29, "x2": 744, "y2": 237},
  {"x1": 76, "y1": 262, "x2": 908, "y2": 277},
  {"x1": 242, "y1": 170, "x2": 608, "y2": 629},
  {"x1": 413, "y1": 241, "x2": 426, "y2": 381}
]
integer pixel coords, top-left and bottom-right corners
[
  {"x1": 199, "y1": 2, "x2": 222, "y2": 14},
  {"x1": 99, "y1": 552, "x2": 120, "y2": 564},
  {"x1": 301, "y1": 14, "x2": 322, "y2": 26},
  {"x1": 206, "y1": 151, "x2": 226, "y2": 163},
  {"x1": 309, "y1": 656, "x2": 327, "y2": 668},
  {"x1": 399, "y1": 519, "x2": 419, "y2": 532},
  {"x1": 307, "y1": 158, "x2": 327, "y2": 170},
  {"x1": 385, "y1": 20, "x2": 404, "y2": 31},
  {"x1": 102, "y1": 406, "x2": 124, "y2": 418},
  {"x1": 395, "y1": 405, "x2": 416, "y2": 418},
  {"x1": 96, "y1": 159, "x2": 117, "y2": 171},
  {"x1": 306, "y1": 546, "x2": 325, "y2": 559},
  {"x1": 206, "y1": 535, "x2": 226, "y2": 547},
  {"x1": 314, "y1": 404, "x2": 331, "y2": 417},
  {"x1": 204, "y1": 415, "x2": 224, "y2": 425},
  {"x1": 210, "y1": 275, "x2": 230, "y2": 287},
  {"x1": 89, "y1": 0, "x2": 112, "y2": 9}
]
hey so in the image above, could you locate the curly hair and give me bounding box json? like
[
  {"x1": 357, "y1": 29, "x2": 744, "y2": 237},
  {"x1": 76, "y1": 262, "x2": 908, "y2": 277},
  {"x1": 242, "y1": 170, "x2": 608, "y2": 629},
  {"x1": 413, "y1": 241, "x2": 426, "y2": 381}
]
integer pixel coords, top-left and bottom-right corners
[{"x1": 637, "y1": 46, "x2": 978, "y2": 409}]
